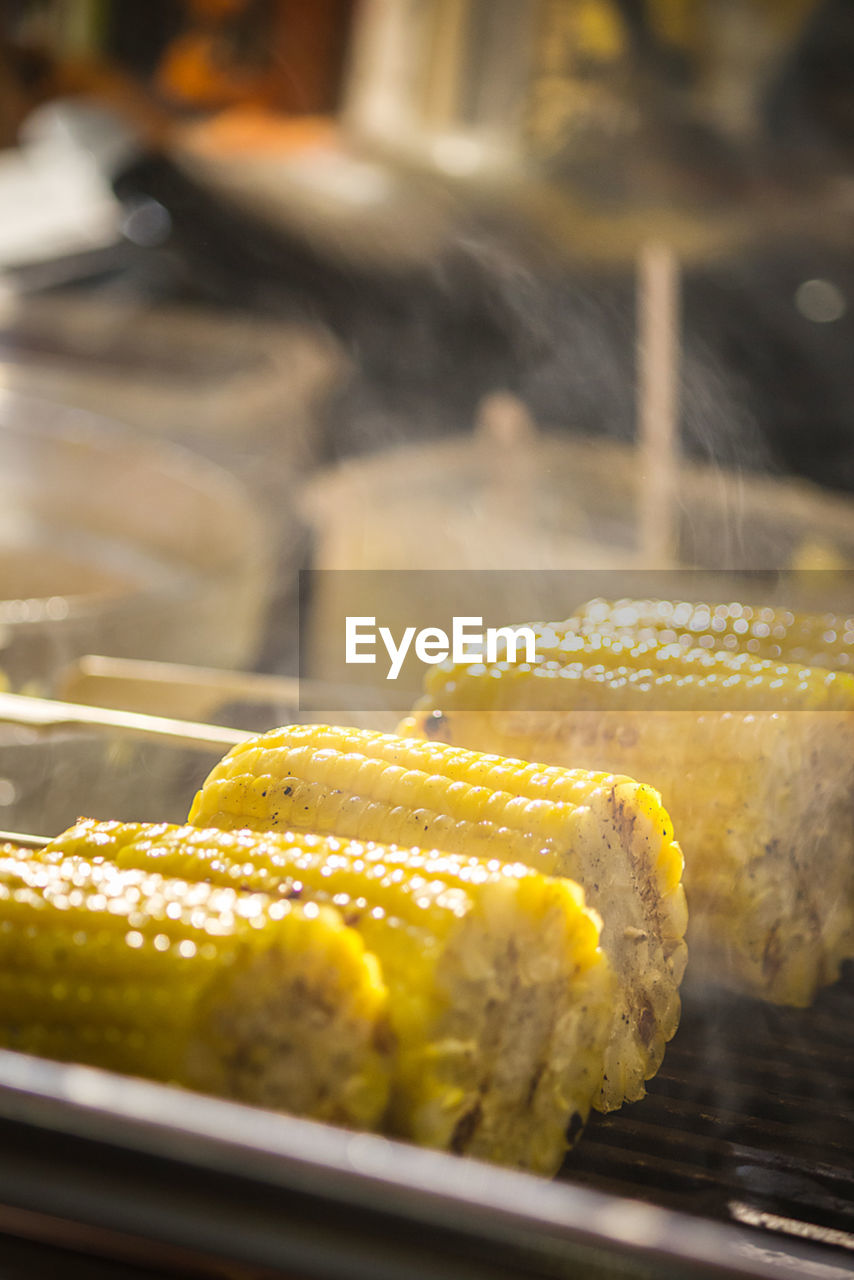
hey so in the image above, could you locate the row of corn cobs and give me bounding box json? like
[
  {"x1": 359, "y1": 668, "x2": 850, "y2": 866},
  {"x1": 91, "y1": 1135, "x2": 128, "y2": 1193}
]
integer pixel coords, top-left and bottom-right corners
[{"x1": 2, "y1": 597, "x2": 853, "y2": 1174}]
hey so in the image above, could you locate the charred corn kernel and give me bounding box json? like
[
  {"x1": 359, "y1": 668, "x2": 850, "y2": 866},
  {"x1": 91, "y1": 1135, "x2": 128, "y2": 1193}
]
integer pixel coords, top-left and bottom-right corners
[
  {"x1": 0, "y1": 842, "x2": 390, "y2": 1128},
  {"x1": 46, "y1": 819, "x2": 614, "y2": 1174},
  {"x1": 571, "y1": 598, "x2": 854, "y2": 673},
  {"x1": 405, "y1": 621, "x2": 854, "y2": 1006},
  {"x1": 188, "y1": 725, "x2": 687, "y2": 1113}
]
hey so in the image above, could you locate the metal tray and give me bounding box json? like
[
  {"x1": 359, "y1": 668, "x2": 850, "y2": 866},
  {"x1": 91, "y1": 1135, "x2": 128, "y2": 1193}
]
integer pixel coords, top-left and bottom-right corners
[{"x1": 0, "y1": 1047, "x2": 847, "y2": 1280}]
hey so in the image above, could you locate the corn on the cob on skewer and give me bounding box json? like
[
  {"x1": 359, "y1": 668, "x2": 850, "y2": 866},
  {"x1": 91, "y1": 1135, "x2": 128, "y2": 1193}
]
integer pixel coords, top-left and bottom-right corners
[
  {"x1": 188, "y1": 725, "x2": 687, "y2": 1113},
  {"x1": 0, "y1": 843, "x2": 392, "y2": 1126},
  {"x1": 402, "y1": 622, "x2": 854, "y2": 1005},
  {"x1": 44, "y1": 819, "x2": 613, "y2": 1174}
]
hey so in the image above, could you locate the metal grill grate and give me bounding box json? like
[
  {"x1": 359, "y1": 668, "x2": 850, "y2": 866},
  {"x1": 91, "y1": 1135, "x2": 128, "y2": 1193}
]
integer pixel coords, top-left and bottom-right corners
[{"x1": 561, "y1": 961, "x2": 854, "y2": 1257}]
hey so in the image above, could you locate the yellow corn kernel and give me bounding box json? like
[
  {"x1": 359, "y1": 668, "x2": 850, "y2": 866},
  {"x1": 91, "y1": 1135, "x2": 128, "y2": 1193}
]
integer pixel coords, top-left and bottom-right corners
[
  {"x1": 46, "y1": 819, "x2": 613, "y2": 1175},
  {"x1": 188, "y1": 724, "x2": 687, "y2": 1113},
  {"x1": 573, "y1": 598, "x2": 854, "y2": 673},
  {"x1": 0, "y1": 843, "x2": 390, "y2": 1128}
]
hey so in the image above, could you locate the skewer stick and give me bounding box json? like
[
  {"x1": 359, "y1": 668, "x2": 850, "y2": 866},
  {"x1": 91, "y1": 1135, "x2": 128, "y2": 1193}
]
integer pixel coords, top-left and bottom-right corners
[
  {"x1": 56, "y1": 656, "x2": 365, "y2": 723},
  {"x1": 0, "y1": 691, "x2": 249, "y2": 752},
  {"x1": 637, "y1": 241, "x2": 681, "y2": 568},
  {"x1": 0, "y1": 832, "x2": 49, "y2": 850}
]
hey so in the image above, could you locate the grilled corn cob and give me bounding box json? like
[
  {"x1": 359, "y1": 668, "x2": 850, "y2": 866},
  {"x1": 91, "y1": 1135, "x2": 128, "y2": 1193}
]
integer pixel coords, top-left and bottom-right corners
[
  {"x1": 571, "y1": 598, "x2": 854, "y2": 671},
  {"x1": 44, "y1": 819, "x2": 613, "y2": 1174},
  {"x1": 0, "y1": 842, "x2": 391, "y2": 1127},
  {"x1": 403, "y1": 623, "x2": 854, "y2": 1005},
  {"x1": 188, "y1": 725, "x2": 687, "y2": 1113}
]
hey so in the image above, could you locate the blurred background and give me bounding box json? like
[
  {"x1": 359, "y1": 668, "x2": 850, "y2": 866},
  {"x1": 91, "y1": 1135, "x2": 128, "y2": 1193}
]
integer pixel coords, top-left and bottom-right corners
[{"x1": 2, "y1": 0, "x2": 854, "y2": 701}]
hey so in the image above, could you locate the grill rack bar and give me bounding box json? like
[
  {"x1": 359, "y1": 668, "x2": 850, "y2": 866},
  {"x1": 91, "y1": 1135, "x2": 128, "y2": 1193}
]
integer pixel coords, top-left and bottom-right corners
[{"x1": 562, "y1": 962, "x2": 854, "y2": 1256}]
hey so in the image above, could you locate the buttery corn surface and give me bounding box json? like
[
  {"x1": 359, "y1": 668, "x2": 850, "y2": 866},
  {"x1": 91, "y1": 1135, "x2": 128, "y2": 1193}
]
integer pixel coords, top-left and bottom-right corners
[
  {"x1": 188, "y1": 724, "x2": 687, "y2": 1112},
  {"x1": 573, "y1": 598, "x2": 854, "y2": 672},
  {"x1": 0, "y1": 843, "x2": 391, "y2": 1127},
  {"x1": 405, "y1": 612, "x2": 854, "y2": 1004},
  {"x1": 412, "y1": 624, "x2": 854, "y2": 713},
  {"x1": 48, "y1": 819, "x2": 613, "y2": 1174}
]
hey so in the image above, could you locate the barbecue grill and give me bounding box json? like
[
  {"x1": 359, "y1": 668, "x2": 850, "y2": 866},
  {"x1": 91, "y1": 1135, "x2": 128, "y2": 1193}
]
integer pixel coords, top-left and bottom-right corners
[{"x1": 0, "y1": 690, "x2": 850, "y2": 1279}]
